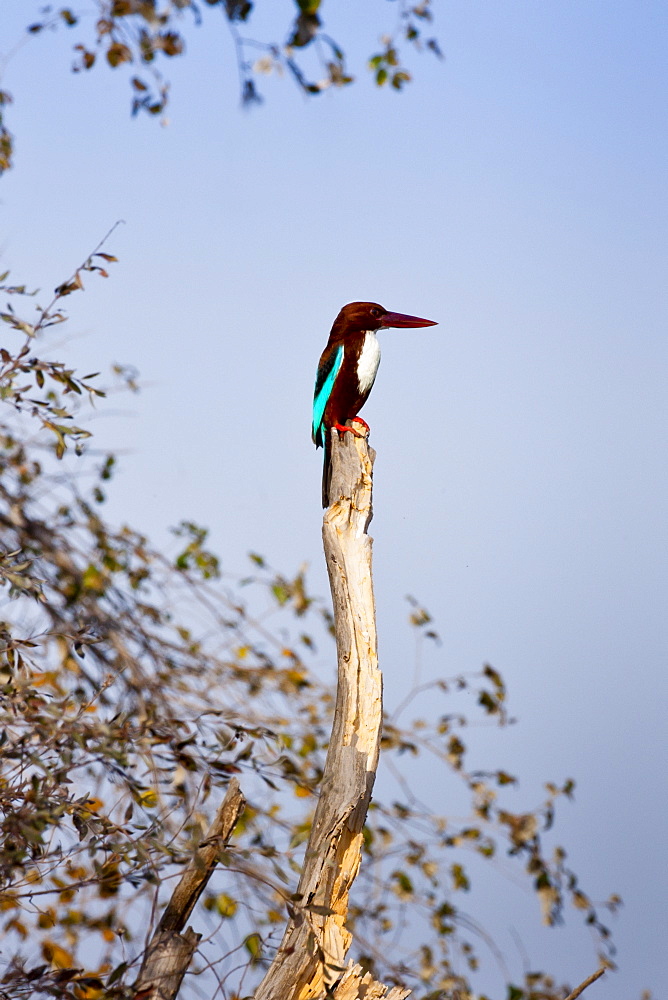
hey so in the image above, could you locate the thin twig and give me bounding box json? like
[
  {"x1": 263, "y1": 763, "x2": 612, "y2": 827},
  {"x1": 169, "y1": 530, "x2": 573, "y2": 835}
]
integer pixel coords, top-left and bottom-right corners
[
  {"x1": 34, "y1": 219, "x2": 125, "y2": 336},
  {"x1": 563, "y1": 967, "x2": 606, "y2": 1000}
]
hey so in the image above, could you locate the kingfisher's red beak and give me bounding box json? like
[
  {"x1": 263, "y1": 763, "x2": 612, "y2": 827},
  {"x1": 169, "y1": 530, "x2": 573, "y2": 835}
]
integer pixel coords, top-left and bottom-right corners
[{"x1": 381, "y1": 311, "x2": 438, "y2": 329}]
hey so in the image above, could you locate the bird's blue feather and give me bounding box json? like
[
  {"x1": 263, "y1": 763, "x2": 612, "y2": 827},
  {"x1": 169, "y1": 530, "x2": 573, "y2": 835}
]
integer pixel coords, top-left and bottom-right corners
[{"x1": 312, "y1": 344, "x2": 343, "y2": 448}]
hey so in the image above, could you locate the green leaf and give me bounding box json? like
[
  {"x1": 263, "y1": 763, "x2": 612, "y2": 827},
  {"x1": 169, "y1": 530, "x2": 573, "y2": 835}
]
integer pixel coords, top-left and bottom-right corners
[
  {"x1": 391, "y1": 870, "x2": 414, "y2": 899},
  {"x1": 391, "y1": 71, "x2": 411, "y2": 90},
  {"x1": 244, "y1": 932, "x2": 263, "y2": 962},
  {"x1": 214, "y1": 892, "x2": 237, "y2": 918},
  {"x1": 451, "y1": 863, "x2": 470, "y2": 891},
  {"x1": 306, "y1": 903, "x2": 334, "y2": 916},
  {"x1": 107, "y1": 962, "x2": 128, "y2": 986}
]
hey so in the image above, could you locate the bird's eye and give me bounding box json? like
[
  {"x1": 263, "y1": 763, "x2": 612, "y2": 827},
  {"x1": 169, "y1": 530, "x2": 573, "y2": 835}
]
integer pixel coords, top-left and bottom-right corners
[{"x1": 371, "y1": 308, "x2": 381, "y2": 317}]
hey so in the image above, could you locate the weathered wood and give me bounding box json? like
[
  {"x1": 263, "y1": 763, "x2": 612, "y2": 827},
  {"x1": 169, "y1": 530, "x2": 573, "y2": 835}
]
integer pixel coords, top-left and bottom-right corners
[
  {"x1": 330, "y1": 963, "x2": 410, "y2": 1000},
  {"x1": 133, "y1": 779, "x2": 245, "y2": 1000},
  {"x1": 254, "y1": 426, "x2": 407, "y2": 1000},
  {"x1": 133, "y1": 928, "x2": 199, "y2": 1000}
]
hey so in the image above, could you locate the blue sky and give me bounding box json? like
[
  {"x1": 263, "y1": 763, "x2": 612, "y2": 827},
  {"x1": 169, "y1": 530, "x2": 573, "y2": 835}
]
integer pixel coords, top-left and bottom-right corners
[{"x1": 1, "y1": 1, "x2": 667, "y2": 996}]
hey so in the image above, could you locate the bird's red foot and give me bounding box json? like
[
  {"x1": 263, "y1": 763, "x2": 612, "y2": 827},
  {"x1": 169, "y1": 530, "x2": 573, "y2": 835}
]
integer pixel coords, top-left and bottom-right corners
[
  {"x1": 351, "y1": 417, "x2": 370, "y2": 432},
  {"x1": 333, "y1": 422, "x2": 364, "y2": 438}
]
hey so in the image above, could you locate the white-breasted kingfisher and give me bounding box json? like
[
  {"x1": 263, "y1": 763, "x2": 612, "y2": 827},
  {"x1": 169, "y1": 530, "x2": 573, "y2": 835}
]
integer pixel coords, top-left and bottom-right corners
[{"x1": 313, "y1": 301, "x2": 437, "y2": 506}]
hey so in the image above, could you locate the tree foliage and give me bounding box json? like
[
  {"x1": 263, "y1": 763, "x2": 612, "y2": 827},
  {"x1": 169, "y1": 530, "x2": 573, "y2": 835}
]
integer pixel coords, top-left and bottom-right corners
[
  {"x1": 0, "y1": 248, "x2": 619, "y2": 999},
  {"x1": 1, "y1": 0, "x2": 443, "y2": 174}
]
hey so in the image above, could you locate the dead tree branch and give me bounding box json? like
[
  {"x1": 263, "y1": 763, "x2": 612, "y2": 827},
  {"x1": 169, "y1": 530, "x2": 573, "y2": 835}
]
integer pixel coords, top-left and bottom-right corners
[
  {"x1": 133, "y1": 778, "x2": 245, "y2": 1000},
  {"x1": 254, "y1": 427, "x2": 407, "y2": 999},
  {"x1": 563, "y1": 967, "x2": 606, "y2": 1000}
]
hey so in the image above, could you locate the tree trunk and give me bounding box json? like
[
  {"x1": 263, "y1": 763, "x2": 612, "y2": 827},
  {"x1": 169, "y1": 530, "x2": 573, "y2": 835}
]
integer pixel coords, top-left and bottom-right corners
[{"x1": 253, "y1": 427, "x2": 409, "y2": 1000}]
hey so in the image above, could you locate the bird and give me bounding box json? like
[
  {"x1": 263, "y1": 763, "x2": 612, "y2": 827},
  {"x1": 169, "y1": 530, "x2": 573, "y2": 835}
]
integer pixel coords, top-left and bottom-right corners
[{"x1": 313, "y1": 301, "x2": 437, "y2": 506}]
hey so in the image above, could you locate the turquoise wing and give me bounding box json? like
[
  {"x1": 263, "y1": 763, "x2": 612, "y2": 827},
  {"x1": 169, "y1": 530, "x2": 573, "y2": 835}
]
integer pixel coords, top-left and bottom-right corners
[{"x1": 312, "y1": 344, "x2": 343, "y2": 448}]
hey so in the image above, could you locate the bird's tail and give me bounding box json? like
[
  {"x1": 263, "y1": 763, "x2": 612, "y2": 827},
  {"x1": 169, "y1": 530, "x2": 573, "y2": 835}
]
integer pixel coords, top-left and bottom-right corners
[{"x1": 321, "y1": 434, "x2": 331, "y2": 508}]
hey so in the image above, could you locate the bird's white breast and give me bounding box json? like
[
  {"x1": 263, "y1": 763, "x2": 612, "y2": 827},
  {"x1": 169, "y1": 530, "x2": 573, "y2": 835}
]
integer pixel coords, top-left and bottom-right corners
[{"x1": 357, "y1": 331, "x2": 381, "y2": 394}]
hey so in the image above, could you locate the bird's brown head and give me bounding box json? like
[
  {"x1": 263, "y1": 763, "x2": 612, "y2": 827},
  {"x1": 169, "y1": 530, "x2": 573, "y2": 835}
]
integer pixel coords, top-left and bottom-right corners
[{"x1": 330, "y1": 301, "x2": 437, "y2": 339}]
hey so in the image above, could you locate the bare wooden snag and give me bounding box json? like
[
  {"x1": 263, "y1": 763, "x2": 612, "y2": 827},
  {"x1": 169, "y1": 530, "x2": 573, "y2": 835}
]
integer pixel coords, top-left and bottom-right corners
[
  {"x1": 133, "y1": 779, "x2": 245, "y2": 1000},
  {"x1": 254, "y1": 427, "x2": 409, "y2": 1000}
]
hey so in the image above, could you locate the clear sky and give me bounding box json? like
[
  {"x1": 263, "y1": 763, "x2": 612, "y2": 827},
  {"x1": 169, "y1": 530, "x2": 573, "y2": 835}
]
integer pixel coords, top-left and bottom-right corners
[{"x1": 1, "y1": 2, "x2": 667, "y2": 997}]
